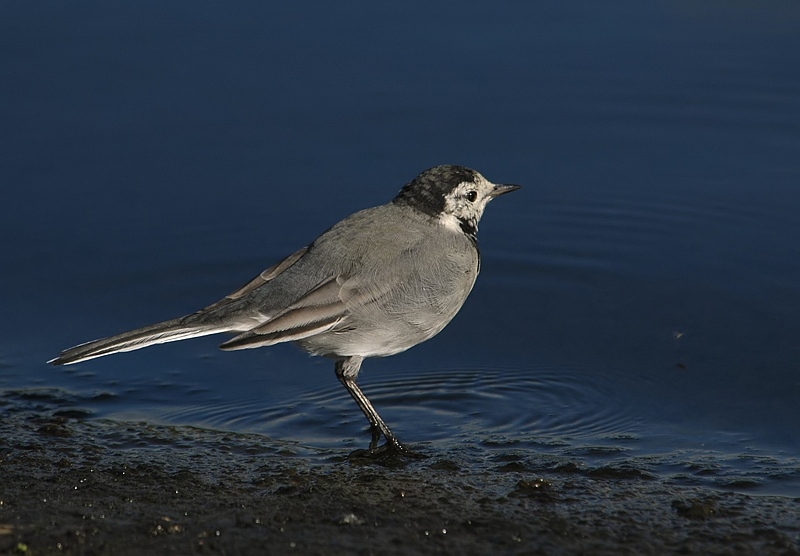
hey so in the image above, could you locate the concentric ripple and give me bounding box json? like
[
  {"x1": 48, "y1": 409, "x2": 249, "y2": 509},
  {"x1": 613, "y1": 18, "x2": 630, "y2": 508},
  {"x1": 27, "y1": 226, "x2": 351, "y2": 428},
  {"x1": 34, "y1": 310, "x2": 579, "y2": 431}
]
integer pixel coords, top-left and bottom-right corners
[{"x1": 152, "y1": 366, "x2": 645, "y2": 449}]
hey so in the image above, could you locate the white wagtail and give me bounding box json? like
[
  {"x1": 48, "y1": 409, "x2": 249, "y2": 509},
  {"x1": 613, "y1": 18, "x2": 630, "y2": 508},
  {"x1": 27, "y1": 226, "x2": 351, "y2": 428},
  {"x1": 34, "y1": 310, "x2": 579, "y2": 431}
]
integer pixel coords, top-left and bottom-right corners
[{"x1": 50, "y1": 165, "x2": 520, "y2": 455}]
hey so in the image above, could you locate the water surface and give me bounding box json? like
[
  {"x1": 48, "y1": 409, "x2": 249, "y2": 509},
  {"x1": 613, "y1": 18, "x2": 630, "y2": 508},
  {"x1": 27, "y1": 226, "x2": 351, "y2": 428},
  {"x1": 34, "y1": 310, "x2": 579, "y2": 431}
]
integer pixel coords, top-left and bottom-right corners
[{"x1": 2, "y1": 1, "x2": 799, "y2": 496}]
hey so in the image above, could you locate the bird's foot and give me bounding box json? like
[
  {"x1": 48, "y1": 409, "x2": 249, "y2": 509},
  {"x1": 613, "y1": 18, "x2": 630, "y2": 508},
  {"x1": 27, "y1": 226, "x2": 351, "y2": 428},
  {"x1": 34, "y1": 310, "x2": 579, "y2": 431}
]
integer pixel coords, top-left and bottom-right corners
[
  {"x1": 347, "y1": 436, "x2": 427, "y2": 466},
  {"x1": 382, "y1": 437, "x2": 427, "y2": 459}
]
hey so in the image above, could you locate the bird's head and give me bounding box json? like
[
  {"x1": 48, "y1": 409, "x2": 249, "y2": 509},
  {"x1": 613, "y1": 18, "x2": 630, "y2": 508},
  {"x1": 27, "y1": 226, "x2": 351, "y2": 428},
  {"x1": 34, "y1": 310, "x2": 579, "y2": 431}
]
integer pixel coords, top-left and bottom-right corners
[{"x1": 393, "y1": 164, "x2": 520, "y2": 237}]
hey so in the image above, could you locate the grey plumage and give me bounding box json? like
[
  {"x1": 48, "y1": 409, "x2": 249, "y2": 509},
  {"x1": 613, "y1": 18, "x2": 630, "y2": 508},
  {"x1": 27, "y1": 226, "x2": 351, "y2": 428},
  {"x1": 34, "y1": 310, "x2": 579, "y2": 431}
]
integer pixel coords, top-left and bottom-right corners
[{"x1": 50, "y1": 164, "x2": 520, "y2": 455}]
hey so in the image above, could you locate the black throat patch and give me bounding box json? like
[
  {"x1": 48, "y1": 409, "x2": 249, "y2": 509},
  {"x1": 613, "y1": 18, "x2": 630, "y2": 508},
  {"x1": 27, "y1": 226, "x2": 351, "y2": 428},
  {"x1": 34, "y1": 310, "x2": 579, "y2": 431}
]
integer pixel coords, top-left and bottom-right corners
[{"x1": 458, "y1": 216, "x2": 477, "y2": 240}]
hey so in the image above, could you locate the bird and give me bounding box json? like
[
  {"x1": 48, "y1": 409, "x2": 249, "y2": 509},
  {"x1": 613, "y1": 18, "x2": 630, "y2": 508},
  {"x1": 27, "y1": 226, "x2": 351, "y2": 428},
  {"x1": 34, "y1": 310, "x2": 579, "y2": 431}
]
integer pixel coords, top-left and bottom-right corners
[{"x1": 49, "y1": 165, "x2": 520, "y2": 456}]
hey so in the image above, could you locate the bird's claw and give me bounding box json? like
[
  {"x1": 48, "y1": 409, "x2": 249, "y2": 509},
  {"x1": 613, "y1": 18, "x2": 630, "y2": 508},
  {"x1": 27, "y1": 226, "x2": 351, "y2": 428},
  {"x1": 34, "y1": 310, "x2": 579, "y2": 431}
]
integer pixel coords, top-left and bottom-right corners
[{"x1": 347, "y1": 435, "x2": 427, "y2": 465}]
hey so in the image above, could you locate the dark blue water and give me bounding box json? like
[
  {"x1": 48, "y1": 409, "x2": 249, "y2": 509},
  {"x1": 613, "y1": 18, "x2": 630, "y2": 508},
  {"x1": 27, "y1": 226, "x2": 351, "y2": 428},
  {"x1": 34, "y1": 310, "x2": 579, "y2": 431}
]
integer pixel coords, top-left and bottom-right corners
[{"x1": 2, "y1": 2, "x2": 799, "y2": 495}]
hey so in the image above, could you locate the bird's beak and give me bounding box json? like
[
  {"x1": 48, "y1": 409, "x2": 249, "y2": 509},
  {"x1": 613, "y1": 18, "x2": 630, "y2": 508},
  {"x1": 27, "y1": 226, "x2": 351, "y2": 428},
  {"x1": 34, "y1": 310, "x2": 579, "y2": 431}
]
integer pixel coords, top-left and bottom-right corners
[{"x1": 489, "y1": 183, "x2": 522, "y2": 197}]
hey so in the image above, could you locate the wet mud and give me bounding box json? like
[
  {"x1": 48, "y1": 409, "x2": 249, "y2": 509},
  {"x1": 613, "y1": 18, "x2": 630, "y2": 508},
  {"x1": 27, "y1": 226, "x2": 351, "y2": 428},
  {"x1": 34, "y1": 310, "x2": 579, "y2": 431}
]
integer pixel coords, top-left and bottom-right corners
[{"x1": 1, "y1": 393, "x2": 798, "y2": 555}]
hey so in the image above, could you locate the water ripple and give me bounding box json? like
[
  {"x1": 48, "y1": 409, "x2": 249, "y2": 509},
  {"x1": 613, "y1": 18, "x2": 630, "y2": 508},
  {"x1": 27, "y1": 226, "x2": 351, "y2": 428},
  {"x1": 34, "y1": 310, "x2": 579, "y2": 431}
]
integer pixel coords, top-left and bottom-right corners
[{"x1": 154, "y1": 366, "x2": 644, "y2": 447}]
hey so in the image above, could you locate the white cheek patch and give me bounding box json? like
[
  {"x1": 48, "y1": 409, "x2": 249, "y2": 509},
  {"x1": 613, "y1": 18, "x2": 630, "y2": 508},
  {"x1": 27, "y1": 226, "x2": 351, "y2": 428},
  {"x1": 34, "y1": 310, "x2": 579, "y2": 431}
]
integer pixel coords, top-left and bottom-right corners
[
  {"x1": 438, "y1": 212, "x2": 464, "y2": 232},
  {"x1": 439, "y1": 183, "x2": 492, "y2": 235}
]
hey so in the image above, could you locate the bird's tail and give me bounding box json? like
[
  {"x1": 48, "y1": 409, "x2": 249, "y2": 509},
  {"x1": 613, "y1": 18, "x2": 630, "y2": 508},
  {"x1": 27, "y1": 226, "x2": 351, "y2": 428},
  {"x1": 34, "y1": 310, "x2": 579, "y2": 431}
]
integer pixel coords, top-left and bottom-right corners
[{"x1": 48, "y1": 316, "x2": 230, "y2": 366}]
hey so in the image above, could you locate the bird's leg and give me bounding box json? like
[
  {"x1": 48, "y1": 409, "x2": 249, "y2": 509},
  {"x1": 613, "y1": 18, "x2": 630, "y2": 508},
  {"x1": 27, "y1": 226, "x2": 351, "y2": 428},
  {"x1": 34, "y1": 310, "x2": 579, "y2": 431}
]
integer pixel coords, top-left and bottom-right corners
[{"x1": 335, "y1": 357, "x2": 419, "y2": 456}]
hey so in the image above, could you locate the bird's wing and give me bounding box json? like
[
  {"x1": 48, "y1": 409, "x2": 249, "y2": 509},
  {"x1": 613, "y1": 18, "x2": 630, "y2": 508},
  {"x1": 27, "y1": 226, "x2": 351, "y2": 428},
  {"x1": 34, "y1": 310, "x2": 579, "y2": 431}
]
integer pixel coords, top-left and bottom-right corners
[
  {"x1": 199, "y1": 246, "x2": 308, "y2": 313},
  {"x1": 217, "y1": 269, "x2": 398, "y2": 351},
  {"x1": 218, "y1": 215, "x2": 431, "y2": 351},
  {"x1": 219, "y1": 275, "x2": 347, "y2": 349}
]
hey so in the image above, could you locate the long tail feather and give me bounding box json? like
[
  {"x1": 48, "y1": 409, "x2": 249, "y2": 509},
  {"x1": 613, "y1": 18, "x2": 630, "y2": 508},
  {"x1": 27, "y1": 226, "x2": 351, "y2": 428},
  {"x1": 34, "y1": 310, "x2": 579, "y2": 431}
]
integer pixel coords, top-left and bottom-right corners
[{"x1": 48, "y1": 317, "x2": 229, "y2": 366}]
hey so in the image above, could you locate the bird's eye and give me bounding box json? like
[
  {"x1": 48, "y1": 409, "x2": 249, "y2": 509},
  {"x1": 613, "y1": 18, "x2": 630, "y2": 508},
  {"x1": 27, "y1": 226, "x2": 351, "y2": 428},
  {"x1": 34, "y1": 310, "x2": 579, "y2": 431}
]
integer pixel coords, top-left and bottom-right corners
[{"x1": 466, "y1": 190, "x2": 478, "y2": 203}]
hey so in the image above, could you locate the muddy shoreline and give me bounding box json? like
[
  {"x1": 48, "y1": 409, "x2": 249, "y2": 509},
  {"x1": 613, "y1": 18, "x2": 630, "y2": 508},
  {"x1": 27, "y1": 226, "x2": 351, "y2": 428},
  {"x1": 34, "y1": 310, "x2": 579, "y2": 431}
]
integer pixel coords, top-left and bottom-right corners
[{"x1": 1, "y1": 401, "x2": 798, "y2": 555}]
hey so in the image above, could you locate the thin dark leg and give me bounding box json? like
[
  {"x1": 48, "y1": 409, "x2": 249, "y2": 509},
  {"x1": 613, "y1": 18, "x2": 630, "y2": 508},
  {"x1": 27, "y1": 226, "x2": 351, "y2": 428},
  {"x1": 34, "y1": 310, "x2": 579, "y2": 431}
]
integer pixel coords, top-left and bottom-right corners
[{"x1": 335, "y1": 356, "x2": 414, "y2": 454}]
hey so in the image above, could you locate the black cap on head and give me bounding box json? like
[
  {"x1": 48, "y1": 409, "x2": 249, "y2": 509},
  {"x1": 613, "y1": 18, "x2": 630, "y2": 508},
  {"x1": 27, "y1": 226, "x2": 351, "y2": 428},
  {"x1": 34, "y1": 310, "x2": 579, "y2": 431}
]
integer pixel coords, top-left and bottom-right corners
[{"x1": 393, "y1": 165, "x2": 478, "y2": 217}]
